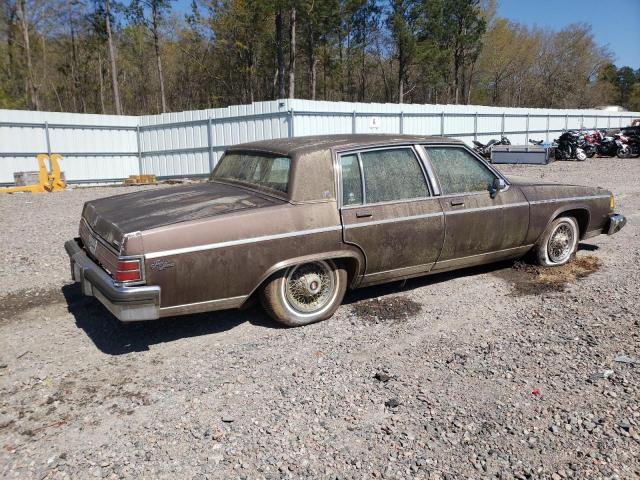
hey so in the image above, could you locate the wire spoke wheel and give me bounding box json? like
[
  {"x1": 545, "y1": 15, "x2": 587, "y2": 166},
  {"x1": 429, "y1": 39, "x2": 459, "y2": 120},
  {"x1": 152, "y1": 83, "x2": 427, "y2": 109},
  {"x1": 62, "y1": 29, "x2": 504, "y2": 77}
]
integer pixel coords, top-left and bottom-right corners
[
  {"x1": 547, "y1": 223, "x2": 575, "y2": 264},
  {"x1": 283, "y1": 261, "x2": 336, "y2": 314}
]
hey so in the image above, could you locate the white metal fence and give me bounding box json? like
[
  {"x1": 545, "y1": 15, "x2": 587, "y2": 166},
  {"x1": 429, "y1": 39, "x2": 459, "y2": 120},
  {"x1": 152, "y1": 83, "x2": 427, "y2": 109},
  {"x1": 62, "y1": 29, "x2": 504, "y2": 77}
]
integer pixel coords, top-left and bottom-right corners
[{"x1": 1, "y1": 99, "x2": 638, "y2": 185}]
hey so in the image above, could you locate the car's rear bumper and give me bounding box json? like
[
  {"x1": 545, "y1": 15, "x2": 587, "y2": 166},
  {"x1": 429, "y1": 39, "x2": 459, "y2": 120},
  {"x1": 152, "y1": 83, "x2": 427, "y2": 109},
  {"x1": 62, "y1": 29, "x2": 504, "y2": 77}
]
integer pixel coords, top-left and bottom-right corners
[
  {"x1": 607, "y1": 213, "x2": 626, "y2": 235},
  {"x1": 65, "y1": 238, "x2": 160, "y2": 322}
]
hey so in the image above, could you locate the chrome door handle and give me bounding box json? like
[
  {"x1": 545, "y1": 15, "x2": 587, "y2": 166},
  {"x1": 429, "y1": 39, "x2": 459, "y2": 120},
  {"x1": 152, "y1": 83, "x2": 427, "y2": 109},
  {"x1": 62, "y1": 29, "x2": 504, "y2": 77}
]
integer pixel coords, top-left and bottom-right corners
[
  {"x1": 355, "y1": 210, "x2": 373, "y2": 218},
  {"x1": 450, "y1": 200, "x2": 465, "y2": 207}
]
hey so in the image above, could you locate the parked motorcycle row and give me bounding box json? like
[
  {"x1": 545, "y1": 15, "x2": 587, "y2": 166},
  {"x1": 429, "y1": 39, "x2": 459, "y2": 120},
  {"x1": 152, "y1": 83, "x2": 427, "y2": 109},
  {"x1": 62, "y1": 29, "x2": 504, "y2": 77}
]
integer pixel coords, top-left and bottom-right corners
[
  {"x1": 472, "y1": 125, "x2": 640, "y2": 161},
  {"x1": 551, "y1": 126, "x2": 640, "y2": 161}
]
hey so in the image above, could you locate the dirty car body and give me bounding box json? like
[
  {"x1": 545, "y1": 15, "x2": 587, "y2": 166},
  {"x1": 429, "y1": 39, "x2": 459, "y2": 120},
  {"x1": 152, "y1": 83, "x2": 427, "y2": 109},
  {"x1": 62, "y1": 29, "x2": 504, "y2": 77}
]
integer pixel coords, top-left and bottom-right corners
[{"x1": 65, "y1": 134, "x2": 626, "y2": 325}]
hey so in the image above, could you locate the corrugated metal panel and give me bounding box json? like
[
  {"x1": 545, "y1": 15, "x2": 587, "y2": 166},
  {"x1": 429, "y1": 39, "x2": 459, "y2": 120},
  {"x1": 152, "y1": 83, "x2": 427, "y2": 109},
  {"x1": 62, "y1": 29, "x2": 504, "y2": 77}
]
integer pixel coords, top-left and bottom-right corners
[
  {"x1": 0, "y1": 109, "x2": 138, "y2": 183},
  {"x1": 1, "y1": 102, "x2": 638, "y2": 184}
]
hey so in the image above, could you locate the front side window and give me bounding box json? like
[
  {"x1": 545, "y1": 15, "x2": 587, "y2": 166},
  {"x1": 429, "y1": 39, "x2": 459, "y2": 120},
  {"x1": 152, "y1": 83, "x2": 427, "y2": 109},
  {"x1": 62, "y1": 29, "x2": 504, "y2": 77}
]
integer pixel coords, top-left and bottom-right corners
[
  {"x1": 212, "y1": 152, "x2": 291, "y2": 194},
  {"x1": 426, "y1": 147, "x2": 496, "y2": 195},
  {"x1": 360, "y1": 148, "x2": 429, "y2": 204}
]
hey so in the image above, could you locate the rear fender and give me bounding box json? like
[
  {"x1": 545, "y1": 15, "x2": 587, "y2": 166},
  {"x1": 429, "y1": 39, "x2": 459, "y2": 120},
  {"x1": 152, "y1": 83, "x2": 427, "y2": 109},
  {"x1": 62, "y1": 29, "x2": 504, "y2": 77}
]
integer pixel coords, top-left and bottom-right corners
[{"x1": 246, "y1": 249, "x2": 366, "y2": 299}]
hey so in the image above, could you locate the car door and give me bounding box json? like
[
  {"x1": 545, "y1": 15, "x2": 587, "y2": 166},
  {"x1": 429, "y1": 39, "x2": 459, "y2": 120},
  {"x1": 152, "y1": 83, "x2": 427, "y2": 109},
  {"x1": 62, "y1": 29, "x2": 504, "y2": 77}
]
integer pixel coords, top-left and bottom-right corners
[
  {"x1": 339, "y1": 146, "x2": 444, "y2": 284},
  {"x1": 422, "y1": 145, "x2": 529, "y2": 271}
]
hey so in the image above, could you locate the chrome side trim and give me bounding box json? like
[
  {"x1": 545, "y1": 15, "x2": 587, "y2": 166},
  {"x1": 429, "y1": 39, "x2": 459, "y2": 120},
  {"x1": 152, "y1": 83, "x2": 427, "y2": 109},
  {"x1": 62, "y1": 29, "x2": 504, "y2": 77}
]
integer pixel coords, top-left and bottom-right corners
[
  {"x1": 529, "y1": 195, "x2": 610, "y2": 205},
  {"x1": 344, "y1": 211, "x2": 443, "y2": 229},
  {"x1": 414, "y1": 144, "x2": 441, "y2": 196},
  {"x1": 159, "y1": 295, "x2": 248, "y2": 317},
  {"x1": 362, "y1": 262, "x2": 435, "y2": 282},
  {"x1": 432, "y1": 244, "x2": 534, "y2": 270},
  {"x1": 145, "y1": 225, "x2": 343, "y2": 259},
  {"x1": 445, "y1": 202, "x2": 529, "y2": 215}
]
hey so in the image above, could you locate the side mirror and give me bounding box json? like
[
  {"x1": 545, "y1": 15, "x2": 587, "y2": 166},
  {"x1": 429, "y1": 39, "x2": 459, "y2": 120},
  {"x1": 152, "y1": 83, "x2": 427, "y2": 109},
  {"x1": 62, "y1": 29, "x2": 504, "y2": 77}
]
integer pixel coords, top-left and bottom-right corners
[{"x1": 490, "y1": 177, "x2": 506, "y2": 198}]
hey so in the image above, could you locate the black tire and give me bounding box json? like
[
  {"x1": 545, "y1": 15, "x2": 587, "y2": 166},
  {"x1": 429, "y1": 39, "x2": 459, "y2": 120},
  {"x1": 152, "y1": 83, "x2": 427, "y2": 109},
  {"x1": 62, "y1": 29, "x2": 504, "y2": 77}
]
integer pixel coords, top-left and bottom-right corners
[
  {"x1": 260, "y1": 260, "x2": 347, "y2": 327},
  {"x1": 534, "y1": 216, "x2": 579, "y2": 267},
  {"x1": 617, "y1": 146, "x2": 631, "y2": 159}
]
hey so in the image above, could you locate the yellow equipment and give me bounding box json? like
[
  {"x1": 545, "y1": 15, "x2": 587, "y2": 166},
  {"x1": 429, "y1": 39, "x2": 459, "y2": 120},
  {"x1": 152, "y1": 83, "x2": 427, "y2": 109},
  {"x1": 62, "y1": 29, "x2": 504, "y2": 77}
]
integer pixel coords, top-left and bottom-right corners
[{"x1": 0, "y1": 154, "x2": 66, "y2": 194}]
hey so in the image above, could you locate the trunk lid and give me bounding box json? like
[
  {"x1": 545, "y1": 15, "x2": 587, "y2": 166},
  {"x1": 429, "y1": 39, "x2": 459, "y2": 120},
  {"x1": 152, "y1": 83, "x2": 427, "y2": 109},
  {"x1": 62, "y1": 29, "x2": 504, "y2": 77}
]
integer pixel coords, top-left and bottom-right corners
[{"x1": 82, "y1": 182, "x2": 283, "y2": 247}]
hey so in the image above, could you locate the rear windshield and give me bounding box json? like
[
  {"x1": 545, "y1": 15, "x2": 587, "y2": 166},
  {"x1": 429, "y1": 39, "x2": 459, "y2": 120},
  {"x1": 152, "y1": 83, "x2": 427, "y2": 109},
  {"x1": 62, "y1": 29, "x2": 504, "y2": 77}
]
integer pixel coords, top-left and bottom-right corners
[{"x1": 211, "y1": 152, "x2": 291, "y2": 194}]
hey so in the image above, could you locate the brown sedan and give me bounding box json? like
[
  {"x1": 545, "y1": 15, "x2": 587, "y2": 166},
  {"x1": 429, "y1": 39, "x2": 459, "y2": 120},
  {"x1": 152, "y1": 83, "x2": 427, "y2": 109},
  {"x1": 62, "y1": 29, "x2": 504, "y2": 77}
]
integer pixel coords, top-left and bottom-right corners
[{"x1": 65, "y1": 134, "x2": 626, "y2": 326}]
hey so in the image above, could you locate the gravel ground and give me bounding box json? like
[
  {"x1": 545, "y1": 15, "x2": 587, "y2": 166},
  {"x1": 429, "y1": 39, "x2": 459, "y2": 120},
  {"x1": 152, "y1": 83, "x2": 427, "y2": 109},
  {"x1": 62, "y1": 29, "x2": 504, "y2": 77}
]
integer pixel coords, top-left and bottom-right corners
[{"x1": 0, "y1": 158, "x2": 639, "y2": 479}]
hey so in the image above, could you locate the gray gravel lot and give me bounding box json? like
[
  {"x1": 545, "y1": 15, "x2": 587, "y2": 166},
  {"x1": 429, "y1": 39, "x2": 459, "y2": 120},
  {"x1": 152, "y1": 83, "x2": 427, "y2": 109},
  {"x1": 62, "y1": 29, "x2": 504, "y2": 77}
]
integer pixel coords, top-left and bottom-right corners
[{"x1": 0, "y1": 158, "x2": 639, "y2": 479}]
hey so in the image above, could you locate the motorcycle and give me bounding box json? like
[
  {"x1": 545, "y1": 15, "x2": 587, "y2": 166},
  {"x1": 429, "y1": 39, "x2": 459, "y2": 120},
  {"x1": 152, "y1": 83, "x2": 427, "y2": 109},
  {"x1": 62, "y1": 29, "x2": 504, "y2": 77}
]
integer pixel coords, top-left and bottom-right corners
[
  {"x1": 583, "y1": 129, "x2": 617, "y2": 157},
  {"x1": 472, "y1": 136, "x2": 511, "y2": 160},
  {"x1": 615, "y1": 132, "x2": 640, "y2": 158},
  {"x1": 554, "y1": 130, "x2": 587, "y2": 161}
]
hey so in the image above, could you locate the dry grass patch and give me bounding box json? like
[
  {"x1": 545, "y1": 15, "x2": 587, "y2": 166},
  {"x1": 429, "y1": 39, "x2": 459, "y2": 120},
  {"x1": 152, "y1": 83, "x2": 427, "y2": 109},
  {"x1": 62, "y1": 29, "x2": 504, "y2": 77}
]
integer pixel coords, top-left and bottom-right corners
[{"x1": 509, "y1": 255, "x2": 602, "y2": 295}]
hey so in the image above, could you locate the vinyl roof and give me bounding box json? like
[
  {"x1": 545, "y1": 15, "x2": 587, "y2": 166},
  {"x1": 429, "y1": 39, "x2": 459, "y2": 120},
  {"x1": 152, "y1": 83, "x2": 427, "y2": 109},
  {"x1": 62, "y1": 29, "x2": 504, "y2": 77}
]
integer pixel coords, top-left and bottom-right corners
[{"x1": 226, "y1": 134, "x2": 462, "y2": 156}]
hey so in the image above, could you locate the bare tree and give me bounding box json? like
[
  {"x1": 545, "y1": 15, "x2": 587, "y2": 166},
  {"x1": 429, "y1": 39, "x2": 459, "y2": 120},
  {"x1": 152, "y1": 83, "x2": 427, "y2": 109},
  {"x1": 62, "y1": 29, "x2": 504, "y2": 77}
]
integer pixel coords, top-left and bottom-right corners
[
  {"x1": 288, "y1": 5, "x2": 296, "y2": 99},
  {"x1": 275, "y1": 6, "x2": 285, "y2": 98},
  {"x1": 15, "y1": 0, "x2": 39, "y2": 109},
  {"x1": 104, "y1": 0, "x2": 122, "y2": 114},
  {"x1": 150, "y1": 0, "x2": 166, "y2": 112}
]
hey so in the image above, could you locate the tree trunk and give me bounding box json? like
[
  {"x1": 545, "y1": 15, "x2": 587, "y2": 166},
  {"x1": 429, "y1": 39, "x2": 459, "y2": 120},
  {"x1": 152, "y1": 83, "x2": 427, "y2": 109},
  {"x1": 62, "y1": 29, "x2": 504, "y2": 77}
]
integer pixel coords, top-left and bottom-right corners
[
  {"x1": 288, "y1": 6, "x2": 296, "y2": 99},
  {"x1": 68, "y1": 0, "x2": 79, "y2": 112},
  {"x1": 15, "y1": 0, "x2": 39, "y2": 110},
  {"x1": 104, "y1": 0, "x2": 122, "y2": 114},
  {"x1": 307, "y1": 30, "x2": 316, "y2": 100},
  {"x1": 151, "y1": 2, "x2": 167, "y2": 113},
  {"x1": 275, "y1": 8, "x2": 285, "y2": 98},
  {"x1": 360, "y1": 35, "x2": 366, "y2": 101},
  {"x1": 98, "y1": 52, "x2": 106, "y2": 114},
  {"x1": 398, "y1": 40, "x2": 404, "y2": 104}
]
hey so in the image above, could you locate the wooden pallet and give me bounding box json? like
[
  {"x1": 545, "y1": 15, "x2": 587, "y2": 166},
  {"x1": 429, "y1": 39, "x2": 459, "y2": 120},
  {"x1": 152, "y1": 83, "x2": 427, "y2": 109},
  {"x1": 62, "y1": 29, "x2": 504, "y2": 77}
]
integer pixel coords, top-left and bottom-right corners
[{"x1": 124, "y1": 175, "x2": 157, "y2": 186}]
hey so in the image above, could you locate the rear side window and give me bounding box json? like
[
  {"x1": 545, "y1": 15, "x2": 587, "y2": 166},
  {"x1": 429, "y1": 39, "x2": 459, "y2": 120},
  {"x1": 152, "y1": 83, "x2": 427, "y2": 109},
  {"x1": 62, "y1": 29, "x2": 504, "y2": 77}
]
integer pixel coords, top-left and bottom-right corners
[
  {"x1": 426, "y1": 147, "x2": 496, "y2": 195},
  {"x1": 340, "y1": 154, "x2": 364, "y2": 206},
  {"x1": 356, "y1": 148, "x2": 429, "y2": 204}
]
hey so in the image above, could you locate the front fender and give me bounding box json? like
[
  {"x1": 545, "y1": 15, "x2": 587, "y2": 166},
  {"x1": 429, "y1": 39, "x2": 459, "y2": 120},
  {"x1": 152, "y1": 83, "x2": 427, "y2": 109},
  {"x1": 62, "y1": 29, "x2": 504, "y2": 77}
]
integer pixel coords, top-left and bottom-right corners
[{"x1": 533, "y1": 203, "x2": 591, "y2": 244}]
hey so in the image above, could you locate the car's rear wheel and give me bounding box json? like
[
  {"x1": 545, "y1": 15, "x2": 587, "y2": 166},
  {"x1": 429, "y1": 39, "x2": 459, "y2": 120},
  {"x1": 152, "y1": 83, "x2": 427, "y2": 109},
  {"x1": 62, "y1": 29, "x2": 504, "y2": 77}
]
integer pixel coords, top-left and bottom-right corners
[
  {"x1": 534, "y1": 216, "x2": 579, "y2": 267},
  {"x1": 260, "y1": 260, "x2": 347, "y2": 327}
]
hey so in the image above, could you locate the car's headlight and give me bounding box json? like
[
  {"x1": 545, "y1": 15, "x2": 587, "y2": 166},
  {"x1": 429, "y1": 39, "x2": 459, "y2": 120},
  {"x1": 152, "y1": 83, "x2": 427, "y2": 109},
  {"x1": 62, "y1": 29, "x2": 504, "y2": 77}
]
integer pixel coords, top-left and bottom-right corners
[{"x1": 610, "y1": 195, "x2": 615, "y2": 211}]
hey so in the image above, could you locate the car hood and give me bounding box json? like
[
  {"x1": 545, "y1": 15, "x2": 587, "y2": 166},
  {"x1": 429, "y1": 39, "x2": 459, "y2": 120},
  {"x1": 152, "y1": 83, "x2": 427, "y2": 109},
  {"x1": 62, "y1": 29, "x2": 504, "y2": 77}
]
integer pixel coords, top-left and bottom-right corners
[{"x1": 82, "y1": 182, "x2": 284, "y2": 246}]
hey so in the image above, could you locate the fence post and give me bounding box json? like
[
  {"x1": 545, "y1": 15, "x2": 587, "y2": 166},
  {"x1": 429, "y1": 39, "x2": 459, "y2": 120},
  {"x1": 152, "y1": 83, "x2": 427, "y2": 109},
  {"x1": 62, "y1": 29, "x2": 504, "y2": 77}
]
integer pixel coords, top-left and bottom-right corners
[
  {"x1": 580, "y1": 114, "x2": 584, "y2": 129},
  {"x1": 288, "y1": 109, "x2": 295, "y2": 137},
  {"x1": 352, "y1": 111, "x2": 357, "y2": 134},
  {"x1": 207, "y1": 117, "x2": 214, "y2": 172},
  {"x1": 44, "y1": 121, "x2": 51, "y2": 156},
  {"x1": 500, "y1": 113, "x2": 505, "y2": 137},
  {"x1": 565, "y1": 114, "x2": 568, "y2": 130},
  {"x1": 440, "y1": 111, "x2": 445, "y2": 136},
  {"x1": 546, "y1": 114, "x2": 550, "y2": 142},
  {"x1": 619, "y1": 115, "x2": 622, "y2": 128},
  {"x1": 136, "y1": 125, "x2": 142, "y2": 174},
  {"x1": 607, "y1": 115, "x2": 611, "y2": 128},
  {"x1": 399, "y1": 111, "x2": 404, "y2": 134},
  {"x1": 525, "y1": 113, "x2": 530, "y2": 144},
  {"x1": 473, "y1": 112, "x2": 478, "y2": 141}
]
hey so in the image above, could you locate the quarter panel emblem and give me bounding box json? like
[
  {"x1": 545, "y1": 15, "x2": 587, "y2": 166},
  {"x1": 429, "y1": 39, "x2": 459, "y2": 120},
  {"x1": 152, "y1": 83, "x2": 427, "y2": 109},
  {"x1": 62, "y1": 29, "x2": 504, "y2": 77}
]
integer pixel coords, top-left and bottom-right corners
[{"x1": 151, "y1": 259, "x2": 176, "y2": 271}]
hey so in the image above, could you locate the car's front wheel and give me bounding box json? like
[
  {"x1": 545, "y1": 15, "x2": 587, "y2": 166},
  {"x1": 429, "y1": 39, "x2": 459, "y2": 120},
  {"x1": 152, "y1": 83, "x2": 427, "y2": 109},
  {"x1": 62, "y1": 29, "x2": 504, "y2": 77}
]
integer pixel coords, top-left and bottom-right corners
[
  {"x1": 534, "y1": 216, "x2": 579, "y2": 267},
  {"x1": 260, "y1": 260, "x2": 347, "y2": 327}
]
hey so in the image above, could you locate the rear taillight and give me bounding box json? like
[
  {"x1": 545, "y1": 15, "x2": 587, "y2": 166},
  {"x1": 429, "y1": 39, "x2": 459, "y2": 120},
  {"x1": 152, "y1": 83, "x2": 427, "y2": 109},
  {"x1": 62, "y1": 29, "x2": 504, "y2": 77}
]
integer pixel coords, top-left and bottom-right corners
[{"x1": 114, "y1": 258, "x2": 143, "y2": 283}]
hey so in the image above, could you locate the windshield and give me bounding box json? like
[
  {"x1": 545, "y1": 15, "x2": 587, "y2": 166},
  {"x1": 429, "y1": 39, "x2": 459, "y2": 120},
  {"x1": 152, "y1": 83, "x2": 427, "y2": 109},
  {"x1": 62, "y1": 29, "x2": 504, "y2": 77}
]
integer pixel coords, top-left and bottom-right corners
[{"x1": 211, "y1": 152, "x2": 291, "y2": 194}]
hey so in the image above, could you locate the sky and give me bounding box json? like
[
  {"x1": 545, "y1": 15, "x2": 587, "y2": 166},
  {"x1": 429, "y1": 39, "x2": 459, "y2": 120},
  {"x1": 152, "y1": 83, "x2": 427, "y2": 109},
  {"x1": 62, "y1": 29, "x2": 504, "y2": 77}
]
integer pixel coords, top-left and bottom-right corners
[
  {"x1": 498, "y1": 0, "x2": 640, "y2": 69},
  {"x1": 171, "y1": 0, "x2": 640, "y2": 69}
]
